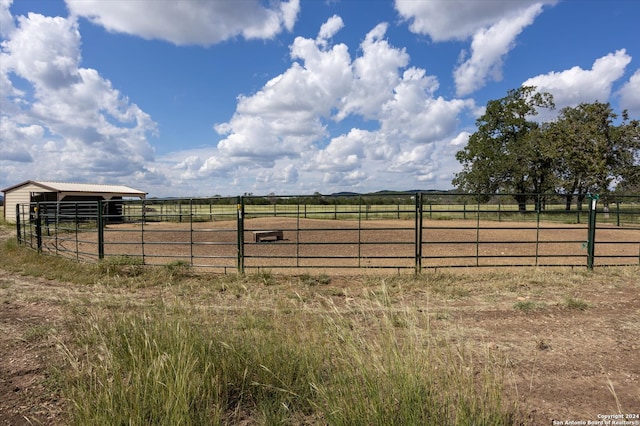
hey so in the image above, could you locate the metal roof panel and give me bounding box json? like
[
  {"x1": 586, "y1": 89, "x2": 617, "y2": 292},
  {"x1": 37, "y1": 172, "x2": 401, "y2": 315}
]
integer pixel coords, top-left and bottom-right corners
[{"x1": 2, "y1": 180, "x2": 146, "y2": 196}]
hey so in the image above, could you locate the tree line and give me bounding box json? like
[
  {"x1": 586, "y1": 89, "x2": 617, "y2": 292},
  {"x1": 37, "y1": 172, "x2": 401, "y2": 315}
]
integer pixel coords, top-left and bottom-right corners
[{"x1": 453, "y1": 86, "x2": 640, "y2": 212}]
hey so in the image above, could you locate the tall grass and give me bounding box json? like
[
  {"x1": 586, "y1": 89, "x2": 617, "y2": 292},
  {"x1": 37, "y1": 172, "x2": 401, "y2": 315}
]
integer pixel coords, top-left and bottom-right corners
[
  {"x1": 4, "y1": 210, "x2": 640, "y2": 424},
  {"x1": 61, "y1": 296, "x2": 520, "y2": 425}
]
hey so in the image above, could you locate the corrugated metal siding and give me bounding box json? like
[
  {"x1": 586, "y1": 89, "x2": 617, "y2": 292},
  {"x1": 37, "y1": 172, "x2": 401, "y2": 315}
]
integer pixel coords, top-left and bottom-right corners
[{"x1": 3, "y1": 183, "x2": 41, "y2": 223}]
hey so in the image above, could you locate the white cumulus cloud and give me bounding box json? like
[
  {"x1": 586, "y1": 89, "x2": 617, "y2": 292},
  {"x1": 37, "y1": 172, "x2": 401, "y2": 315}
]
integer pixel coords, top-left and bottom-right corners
[
  {"x1": 318, "y1": 14, "x2": 343, "y2": 42},
  {"x1": 65, "y1": 0, "x2": 300, "y2": 46},
  {"x1": 523, "y1": 49, "x2": 632, "y2": 110},
  {"x1": 454, "y1": 3, "x2": 544, "y2": 96},
  {"x1": 0, "y1": 0, "x2": 15, "y2": 37},
  {"x1": 396, "y1": 0, "x2": 553, "y2": 96},
  {"x1": 335, "y1": 23, "x2": 409, "y2": 121},
  {"x1": 0, "y1": 8, "x2": 161, "y2": 187},
  {"x1": 194, "y1": 17, "x2": 474, "y2": 193},
  {"x1": 394, "y1": 0, "x2": 551, "y2": 41},
  {"x1": 618, "y1": 69, "x2": 640, "y2": 116}
]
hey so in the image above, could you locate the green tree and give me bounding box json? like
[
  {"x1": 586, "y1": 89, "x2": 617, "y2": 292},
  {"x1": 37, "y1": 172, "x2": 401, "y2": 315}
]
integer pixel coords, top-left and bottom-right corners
[
  {"x1": 452, "y1": 86, "x2": 555, "y2": 212},
  {"x1": 549, "y1": 102, "x2": 640, "y2": 209},
  {"x1": 614, "y1": 113, "x2": 640, "y2": 194}
]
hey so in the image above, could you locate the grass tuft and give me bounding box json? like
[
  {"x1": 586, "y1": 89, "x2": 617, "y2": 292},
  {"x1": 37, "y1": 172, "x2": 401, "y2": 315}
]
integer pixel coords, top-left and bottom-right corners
[
  {"x1": 513, "y1": 300, "x2": 546, "y2": 311},
  {"x1": 300, "y1": 273, "x2": 331, "y2": 286},
  {"x1": 252, "y1": 269, "x2": 277, "y2": 286},
  {"x1": 564, "y1": 296, "x2": 589, "y2": 310},
  {"x1": 23, "y1": 324, "x2": 54, "y2": 343},
  {"x1": 164, "y1": 260, "x2": 192, "y2": 278}
]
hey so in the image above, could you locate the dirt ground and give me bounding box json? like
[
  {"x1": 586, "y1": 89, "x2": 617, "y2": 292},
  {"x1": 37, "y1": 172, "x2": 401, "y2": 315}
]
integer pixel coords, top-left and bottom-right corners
[
  {"x1": 1, "y1": 224, "x2": 640, "y2": 425},
  {"x1": 40, "y1": 217, "x2": 640, "y2": 270}
]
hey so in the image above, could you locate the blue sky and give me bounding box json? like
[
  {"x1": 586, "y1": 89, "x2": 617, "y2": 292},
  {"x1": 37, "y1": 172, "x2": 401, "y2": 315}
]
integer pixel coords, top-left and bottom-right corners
[{"x1": 1, "y1": 0, "x2": 639, "y2": 197}]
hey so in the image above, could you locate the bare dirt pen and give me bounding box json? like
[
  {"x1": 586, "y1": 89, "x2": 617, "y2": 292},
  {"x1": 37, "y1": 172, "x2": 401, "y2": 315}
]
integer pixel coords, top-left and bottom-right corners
[
  {"x1": 46, "y1": 216, "x2": 640, "y2": 270},
  {"x1": 1, "y1": 223, "x2": 640, "y2": 425}
]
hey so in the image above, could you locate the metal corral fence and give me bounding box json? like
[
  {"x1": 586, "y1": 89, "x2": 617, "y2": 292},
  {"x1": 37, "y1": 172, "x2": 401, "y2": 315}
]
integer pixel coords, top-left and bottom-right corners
[{"x1": 14, "y1": 192, "x2": 640, "y2": 273}]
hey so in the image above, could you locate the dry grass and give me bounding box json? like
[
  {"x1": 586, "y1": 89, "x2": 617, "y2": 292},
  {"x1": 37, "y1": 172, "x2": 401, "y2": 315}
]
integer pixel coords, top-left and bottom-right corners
[{"x1": 1, "y1": 222, "x2": 639, "y2": 425}]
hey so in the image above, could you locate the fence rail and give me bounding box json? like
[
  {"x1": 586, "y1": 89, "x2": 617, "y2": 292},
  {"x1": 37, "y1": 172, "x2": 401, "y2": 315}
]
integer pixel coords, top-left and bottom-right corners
[{"x1": 15, "y1": 192, "x2": 640, "y2": 273}]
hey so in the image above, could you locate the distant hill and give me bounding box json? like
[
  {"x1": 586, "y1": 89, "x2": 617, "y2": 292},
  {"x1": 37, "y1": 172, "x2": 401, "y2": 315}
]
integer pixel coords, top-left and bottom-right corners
[
  {"x1": 330, "y1": 192, "x2": 360, "y2": 196},
  {"x1": 331, "y1": 189, "x2": 452, "y2": 196}
]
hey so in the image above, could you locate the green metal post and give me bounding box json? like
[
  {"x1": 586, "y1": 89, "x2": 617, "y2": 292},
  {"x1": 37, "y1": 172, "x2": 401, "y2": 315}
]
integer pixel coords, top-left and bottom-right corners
[
  {"x1": 296, "y1": 197, "x2": 301, "y2": 267},
  {"x1": 415, "y1": 193, "x2": 423, "y2": 274},
  {"x1": 97, "y1": 200, "x2": 104, "y2": 260},
  {"x1": 237, "y1": 196, "x2": 245, "y2": 274},
  {"x1": 15, "y1": 204, "x2": 21, "y2": 244},
  {"x1": 358, "y1": 195, "x2": 362, "y2": 268},
  {"x1": 586, "y1": 194, "x2": 599, "y2": 270},
  {"x1": 72, "y1": 203, "x2": 79, "y2": 261},
  {"x1": 35, "y1": 202, "x2": 42, "y2": 253},
  {"x1": 535, "y1": 194, "x2": 541, "y2": 266},
  {"x1": 140, "y1": 200, "x2": 145, "y2": 263},
  {"x1": 475, "y1": 197, "x2": 480, "y2": 266},
  {"x1": 189, "y1": 199, "x2": 194, "y2": 265}
]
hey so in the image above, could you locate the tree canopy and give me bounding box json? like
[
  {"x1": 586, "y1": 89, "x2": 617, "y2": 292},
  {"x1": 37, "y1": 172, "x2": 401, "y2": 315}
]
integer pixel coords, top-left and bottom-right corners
[{"x1": 453, "y1": 86, "x2": 639, "y2": 210}]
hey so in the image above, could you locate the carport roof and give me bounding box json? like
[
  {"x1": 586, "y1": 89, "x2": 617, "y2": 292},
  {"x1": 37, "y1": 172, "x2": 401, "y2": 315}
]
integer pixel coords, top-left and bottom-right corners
[{"x1": 2, "y1": 180, "x2": 146, "y2": 198}]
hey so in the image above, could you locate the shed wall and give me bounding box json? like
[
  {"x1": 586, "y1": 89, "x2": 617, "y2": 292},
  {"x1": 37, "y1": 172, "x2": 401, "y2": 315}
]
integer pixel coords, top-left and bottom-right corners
[{"x1": 3, "y1": 183, "x2": 43, "y2": 223}]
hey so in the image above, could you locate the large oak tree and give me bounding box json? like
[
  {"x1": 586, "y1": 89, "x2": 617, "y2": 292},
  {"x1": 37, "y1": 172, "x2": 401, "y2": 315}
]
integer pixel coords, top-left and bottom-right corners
[
  {"x1": 453, "y1": 86, "x2": 639, "y2": 211},
  {"x1": 545, "y1": 102, "x2": 639, "y2": 209},
  {"x1": 452, "y1": 86, "x2": 555, "y2": 212}
]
